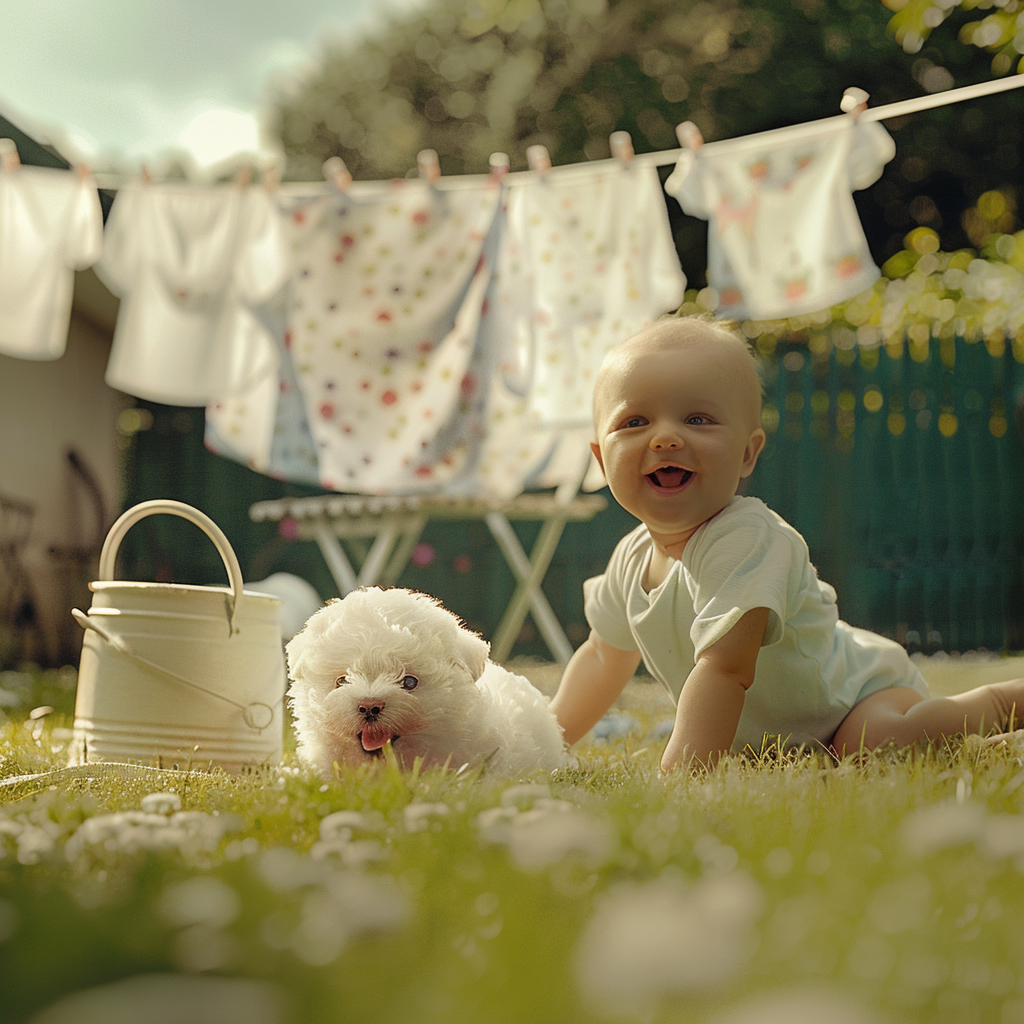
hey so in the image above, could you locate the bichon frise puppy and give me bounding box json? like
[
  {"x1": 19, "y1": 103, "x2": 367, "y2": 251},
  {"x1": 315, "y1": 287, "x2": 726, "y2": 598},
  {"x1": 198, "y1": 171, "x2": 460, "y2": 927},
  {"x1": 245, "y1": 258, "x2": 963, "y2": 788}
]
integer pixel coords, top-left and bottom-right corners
[{"x1": 286, "y1": 587, "x2": 568, "y2": 777}]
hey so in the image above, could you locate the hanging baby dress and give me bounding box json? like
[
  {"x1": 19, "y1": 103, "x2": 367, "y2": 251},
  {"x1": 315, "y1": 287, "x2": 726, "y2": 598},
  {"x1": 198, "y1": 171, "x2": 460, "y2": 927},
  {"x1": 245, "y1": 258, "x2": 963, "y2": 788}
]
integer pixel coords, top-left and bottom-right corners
[
  {"x1": 0, "y1": 166, "x2": 103, "y2": 360},
  {"x1": 665, "y1": 117, "x2": 894, "y2": 321},
  {"x1": 97, "y1": 180, "x2": 288, "y2": 405}
]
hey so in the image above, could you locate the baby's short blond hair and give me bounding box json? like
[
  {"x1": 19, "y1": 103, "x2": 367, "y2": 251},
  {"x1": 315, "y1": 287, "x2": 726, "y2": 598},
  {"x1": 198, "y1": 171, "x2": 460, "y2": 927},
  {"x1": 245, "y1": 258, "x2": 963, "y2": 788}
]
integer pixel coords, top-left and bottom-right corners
[{"x1": 593, "y1": 313, "x2": 764, "y2": 434}]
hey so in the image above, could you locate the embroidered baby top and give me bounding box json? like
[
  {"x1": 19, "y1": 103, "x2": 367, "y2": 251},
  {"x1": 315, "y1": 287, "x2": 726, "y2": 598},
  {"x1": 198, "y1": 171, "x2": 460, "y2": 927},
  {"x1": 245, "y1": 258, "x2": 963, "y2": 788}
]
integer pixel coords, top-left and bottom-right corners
[
  {"x1": 664, "y1": 118, "x2": 894, "y2": 321},
  {"x1": 584, "y1": 496, "x2": 927, "y2": 751}
]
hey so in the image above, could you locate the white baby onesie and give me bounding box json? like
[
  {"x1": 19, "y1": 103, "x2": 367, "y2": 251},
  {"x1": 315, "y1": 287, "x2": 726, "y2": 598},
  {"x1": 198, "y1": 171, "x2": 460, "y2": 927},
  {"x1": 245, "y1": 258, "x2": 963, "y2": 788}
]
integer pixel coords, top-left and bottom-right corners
[
  {"x1": 584, "y1": 496, "x2": 928, "y2": 752},
  {"x1": 97, "y1": 180, "x2": 287, "y2": 405},
  {"x1": 0, "y1": 166, "x2": 103, "y2": 360},
  {"x1": 665, "y1": 118, "x2": 894, "y2": 321}
]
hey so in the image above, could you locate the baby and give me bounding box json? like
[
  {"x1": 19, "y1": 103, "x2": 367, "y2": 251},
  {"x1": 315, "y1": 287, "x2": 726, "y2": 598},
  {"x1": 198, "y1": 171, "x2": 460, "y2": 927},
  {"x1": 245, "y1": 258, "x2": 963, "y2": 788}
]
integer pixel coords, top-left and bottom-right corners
[{"x1": 550, "y1": 314, "x2": 1024, "y2": 770}]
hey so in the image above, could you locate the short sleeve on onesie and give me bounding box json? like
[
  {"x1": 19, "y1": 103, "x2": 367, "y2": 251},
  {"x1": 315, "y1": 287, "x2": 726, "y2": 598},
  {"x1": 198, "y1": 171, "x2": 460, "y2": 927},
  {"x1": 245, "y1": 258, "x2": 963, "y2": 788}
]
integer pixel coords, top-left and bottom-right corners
[
  {"x1": 583, "y1": 525, "x2": 646, "y2": 652},
  {"x1": 682, "y1": 503, "x2": 790, "y2": 657}
]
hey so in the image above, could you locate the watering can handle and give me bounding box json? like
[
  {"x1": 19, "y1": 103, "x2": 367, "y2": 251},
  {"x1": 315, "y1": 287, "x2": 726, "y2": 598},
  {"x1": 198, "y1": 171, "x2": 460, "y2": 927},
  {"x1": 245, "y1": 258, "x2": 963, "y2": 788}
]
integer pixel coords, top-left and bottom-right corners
[{"x1": 98, "y1": 500, "x2": 245, "y2": 634}]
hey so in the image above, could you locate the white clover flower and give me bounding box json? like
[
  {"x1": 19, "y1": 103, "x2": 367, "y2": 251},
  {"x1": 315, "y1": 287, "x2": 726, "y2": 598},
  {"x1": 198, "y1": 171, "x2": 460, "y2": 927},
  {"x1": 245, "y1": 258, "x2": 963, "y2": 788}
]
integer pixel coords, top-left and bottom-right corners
[
  {"x1": 318, "y1": 810, "x2": 382, "y2": 842},
  {"x1": 500, "y1": 783, "x2": 552, "y2": 809},
  {"x1": 403, "y1": 802, "x2": 449, "y2": 832},
  {"x1": 309, "y1": 838, "x2": 387, "y2": 869},
  {"x1": 281, "y1": 871, "x2": 410, "y2": 967},
  {"x1": 478, "y1": 799, "x2": 616, "y2": 871},
  {"x1": 16, "y1": 825, "x2": 58, "y2": 866},
  {"x1": 64, "y1": 809, "x2": 230, "y2": 864},
  {"x1": 141, "y1": 792, "x2": 183, "y2": 815},
  {"x1": 158, "y1": 876, "x2": 242, "y2": 929},
  {"x1": 576, "y1": 872, "x2": 763, "y2": 1015},
  {"x1": 257, "y1": 847, "x2": 329, "y2": 891},
  {"x1": 901, "y1": 800, "x2": 987, "y2": 858}
]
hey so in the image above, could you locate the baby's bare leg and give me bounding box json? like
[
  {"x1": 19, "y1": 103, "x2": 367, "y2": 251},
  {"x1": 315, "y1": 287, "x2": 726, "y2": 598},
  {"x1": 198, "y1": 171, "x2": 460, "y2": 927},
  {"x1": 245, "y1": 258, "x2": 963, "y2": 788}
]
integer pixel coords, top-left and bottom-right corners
[{"x1": 831, "y1": 679, "x2": 1024, "y2": 755}]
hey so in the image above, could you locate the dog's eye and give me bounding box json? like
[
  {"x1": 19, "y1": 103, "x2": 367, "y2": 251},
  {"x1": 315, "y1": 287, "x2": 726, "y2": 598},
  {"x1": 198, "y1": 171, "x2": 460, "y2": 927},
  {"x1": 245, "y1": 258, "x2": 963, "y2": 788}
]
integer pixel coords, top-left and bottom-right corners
[
  {"x1": 334, "y1": 675, "x2": 347, "y2": 688},
  {"x1": 400, "y1": 675, "x2": 419, "y2": 691}
]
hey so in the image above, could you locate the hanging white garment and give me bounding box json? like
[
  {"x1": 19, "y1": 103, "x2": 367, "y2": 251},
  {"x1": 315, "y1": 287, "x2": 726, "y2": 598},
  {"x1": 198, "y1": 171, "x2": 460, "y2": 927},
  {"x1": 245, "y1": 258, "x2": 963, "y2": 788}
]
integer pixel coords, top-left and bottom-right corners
[
  {"x1": 436, "y1": 160, "x2": 686, "y2": 501},
  {"x1": 204, "y1": 287, "x2": 321, "y2": 485},
  {"x1": 97, "y1": 180, "x2": 287, "y2": 405},
  {"x1": 281, "y1": 180, "x2": 501, "y2": 494},
  {"x1": 665, "y1": 117, "x2": 894, "y2": 320},
  {"x1": 0, "y1": 166, "x2": 103, "y2": 360},
  {"x1": 501, "y1": 160, "x2": 687, "y2": 426}
]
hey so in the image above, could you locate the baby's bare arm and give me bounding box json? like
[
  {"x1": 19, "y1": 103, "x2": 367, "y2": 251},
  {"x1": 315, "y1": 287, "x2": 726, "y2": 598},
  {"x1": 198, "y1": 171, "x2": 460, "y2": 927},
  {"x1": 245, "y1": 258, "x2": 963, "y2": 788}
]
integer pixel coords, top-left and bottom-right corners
[
  {"x1": 660, "y1": 607, "x2": 769, "y2": 772},
  {"x1": 551, "y1": 631, "x2": 642, "y2": 745}
]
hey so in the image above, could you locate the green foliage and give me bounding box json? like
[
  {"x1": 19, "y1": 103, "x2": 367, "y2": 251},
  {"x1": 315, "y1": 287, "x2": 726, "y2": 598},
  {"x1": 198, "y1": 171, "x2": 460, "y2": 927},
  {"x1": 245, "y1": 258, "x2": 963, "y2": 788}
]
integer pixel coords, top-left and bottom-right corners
[{"x1": 885, "y1": 0, "x2": 1024, "y2": 75}]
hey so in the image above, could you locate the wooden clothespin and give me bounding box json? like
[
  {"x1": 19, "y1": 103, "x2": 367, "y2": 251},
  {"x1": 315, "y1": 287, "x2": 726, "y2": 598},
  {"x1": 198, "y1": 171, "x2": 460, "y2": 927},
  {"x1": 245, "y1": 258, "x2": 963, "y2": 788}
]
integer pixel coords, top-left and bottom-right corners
[
  {"x1": 609, "y1": 131, "x2": 634, "y2": 165},
  {"x1": 841, "y1": 87, "x2": 870, "y2": 119},
  {"x1": 526, "y1": 144, "x2": 551, "y2": 176},
  {"x1": 262, "y1": 165, "x2": 279, "y2": 191},
  {"x1": 417, "y1": 148, "x2": 441, "y2": 184},
  {"x1": 488, "y1": 152, "x2": 510, "y2": 181},
  {"x1": 141, "y1": 163, "x2": 154, "y2": 184},
  {"x1": 675, "y1": 121, "x2": 704, "y2": 152},
  {"x1": 0, "y1": 138, "x2": 21, "y2": 172},
  {"x1": 235, "y1": 166, "x2": 253, "y2": 188},
  {"x1": 322, "y1": 156, "x2": 352, "y2": 191}
]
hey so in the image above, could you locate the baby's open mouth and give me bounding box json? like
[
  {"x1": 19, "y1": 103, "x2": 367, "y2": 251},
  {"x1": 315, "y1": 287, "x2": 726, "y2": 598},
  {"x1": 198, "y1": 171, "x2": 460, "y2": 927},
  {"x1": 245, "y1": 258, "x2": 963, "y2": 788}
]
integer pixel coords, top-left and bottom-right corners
[
  {"x1": 359, "y1": 727, "x2": 398, "y2": 755},
  {"x1": 647, "y1": 467, "x2": 693, "y2": 489}
]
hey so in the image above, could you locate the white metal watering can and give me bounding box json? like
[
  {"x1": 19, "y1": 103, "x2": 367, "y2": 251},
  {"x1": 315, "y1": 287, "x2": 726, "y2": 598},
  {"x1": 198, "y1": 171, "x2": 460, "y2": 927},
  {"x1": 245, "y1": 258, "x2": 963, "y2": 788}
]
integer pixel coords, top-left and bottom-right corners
[{"x1": 69, "y1": 500, "x2": 285, "y2": 773}]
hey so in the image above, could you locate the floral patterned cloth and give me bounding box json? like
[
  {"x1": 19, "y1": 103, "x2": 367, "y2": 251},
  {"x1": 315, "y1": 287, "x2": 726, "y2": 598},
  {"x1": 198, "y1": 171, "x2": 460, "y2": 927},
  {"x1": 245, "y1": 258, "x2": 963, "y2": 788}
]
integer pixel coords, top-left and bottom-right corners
[
  {"x1": 268, "y1": 180, "x2": 502, "y2": 494},
  {"x1": 665, "y1": 118, "x2": 894, "y2": 321},
  {"x1": 97, "y1": 181, "x2": 288, "y2": 405},
  {"x1": 0, "y1": 166, "x2": 103, "y2": 360},
  {"x1": 205, "y1": 163, "x2": 685, "y2": 499}
]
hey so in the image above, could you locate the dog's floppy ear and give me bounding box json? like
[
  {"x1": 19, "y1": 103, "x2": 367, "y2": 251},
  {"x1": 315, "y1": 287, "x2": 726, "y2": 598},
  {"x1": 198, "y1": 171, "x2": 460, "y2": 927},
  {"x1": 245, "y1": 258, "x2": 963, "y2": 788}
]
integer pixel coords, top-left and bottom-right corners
[
  {"x1": 451, "y1": 627, "x2": 489, "y2": 682},
  {"x1": 285, "y1": 598, "x2": 337, "y2": 679}
]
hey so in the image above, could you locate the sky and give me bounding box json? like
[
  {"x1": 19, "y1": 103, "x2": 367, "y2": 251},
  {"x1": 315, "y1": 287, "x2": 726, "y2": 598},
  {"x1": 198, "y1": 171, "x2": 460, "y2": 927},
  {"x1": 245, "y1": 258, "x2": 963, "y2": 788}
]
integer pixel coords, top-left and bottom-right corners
[{"x1": 0, "y1": 0, "x2": 425, "y2": 173}]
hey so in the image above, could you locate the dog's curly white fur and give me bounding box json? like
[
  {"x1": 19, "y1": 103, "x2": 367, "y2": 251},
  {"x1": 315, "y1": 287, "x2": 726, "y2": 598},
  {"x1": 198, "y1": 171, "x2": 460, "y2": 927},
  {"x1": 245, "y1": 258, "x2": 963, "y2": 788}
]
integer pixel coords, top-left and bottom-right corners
[{"x1": 286, "y1": 587, "x2": 568, "y2": 777}]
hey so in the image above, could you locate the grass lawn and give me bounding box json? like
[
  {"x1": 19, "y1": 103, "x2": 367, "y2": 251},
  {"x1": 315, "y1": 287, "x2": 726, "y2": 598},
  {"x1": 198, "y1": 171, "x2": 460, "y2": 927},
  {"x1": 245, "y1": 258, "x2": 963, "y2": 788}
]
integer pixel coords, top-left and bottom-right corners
[{"x1": 2, "y1": 654, "x2": 1024, "y2": 1024}]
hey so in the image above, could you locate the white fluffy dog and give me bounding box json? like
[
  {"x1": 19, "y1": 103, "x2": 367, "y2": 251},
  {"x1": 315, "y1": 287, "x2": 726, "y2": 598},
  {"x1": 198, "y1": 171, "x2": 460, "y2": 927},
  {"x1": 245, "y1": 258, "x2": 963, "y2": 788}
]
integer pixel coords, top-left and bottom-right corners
[{"x1": 286, "y1": 587, "x2": 568, "y2": 777}]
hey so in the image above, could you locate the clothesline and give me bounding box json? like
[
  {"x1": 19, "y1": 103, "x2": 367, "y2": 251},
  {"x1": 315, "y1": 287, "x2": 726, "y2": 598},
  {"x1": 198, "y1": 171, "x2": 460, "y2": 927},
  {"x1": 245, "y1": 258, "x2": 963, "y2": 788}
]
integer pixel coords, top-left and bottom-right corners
[{"x1": 73, "y1": 74, "x2": 1024, "y2": 193}]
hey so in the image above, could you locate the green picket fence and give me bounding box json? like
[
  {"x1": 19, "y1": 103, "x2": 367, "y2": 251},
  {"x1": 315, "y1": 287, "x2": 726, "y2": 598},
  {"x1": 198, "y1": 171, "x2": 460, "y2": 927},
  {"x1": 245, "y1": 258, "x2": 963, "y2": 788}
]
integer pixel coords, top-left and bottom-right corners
[
  {"x1": 748, "y1": 328, "x2": 1024, "y2": 653},
  {"x1": 120, "y1": 328, "x2": 1024, "y2": 656}
]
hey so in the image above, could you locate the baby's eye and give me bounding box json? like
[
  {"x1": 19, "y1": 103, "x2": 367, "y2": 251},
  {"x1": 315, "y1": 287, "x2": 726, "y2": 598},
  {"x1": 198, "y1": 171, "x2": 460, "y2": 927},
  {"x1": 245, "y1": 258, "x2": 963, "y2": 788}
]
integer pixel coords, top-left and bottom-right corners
[
  {"x1": 334, "y1": 675, "x2": 347, "y2": 688},
  {"x1": 401, "y1": 675, "x2": 419, "y2": 691},
  {"x1": 621, "y1": 416, "x2": 647, "y2": 429},
  {"x1": 687, "y1": 414, "x2": 714, "y2": 426}
]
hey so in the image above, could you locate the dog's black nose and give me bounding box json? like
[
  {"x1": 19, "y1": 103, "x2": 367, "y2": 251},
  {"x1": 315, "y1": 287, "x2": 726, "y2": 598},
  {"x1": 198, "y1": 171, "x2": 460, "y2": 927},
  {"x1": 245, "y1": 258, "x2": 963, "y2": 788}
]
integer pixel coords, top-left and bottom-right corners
[{"x1": 358, "y1": 701, "x2": 385, "y2": 721}]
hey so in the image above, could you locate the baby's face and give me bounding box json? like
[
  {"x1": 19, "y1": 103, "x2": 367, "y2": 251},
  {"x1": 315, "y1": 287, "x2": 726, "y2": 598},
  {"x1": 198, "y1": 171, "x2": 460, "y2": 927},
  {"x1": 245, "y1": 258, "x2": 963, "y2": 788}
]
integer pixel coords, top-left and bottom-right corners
[{"x1": 591, "y1": 325, "x2": 765, "y2": 550}]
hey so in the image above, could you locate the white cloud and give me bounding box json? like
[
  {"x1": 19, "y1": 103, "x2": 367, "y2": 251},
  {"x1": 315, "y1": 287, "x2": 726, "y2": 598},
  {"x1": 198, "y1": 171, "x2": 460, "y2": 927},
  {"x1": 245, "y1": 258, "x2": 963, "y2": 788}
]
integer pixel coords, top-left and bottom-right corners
[{"x1": 0, "y1": 0, "x2": 433, "y2": 168}]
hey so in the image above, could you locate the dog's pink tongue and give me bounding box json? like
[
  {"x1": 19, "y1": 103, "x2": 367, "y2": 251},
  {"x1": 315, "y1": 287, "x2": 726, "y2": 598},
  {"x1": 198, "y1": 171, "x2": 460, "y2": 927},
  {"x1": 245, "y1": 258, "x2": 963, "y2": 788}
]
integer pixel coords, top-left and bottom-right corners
[{"x1": 360, "y1": 726, "x2": 393, "y2": 752}]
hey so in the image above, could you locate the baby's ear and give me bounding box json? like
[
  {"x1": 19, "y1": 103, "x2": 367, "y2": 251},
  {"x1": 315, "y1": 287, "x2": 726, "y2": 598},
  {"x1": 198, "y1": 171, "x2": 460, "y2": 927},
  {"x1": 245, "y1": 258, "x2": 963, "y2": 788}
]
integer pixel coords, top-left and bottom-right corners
[{"x1": 451, "y1": 627, "x2": 490, "y2": 682}]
